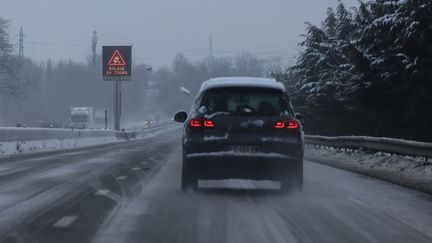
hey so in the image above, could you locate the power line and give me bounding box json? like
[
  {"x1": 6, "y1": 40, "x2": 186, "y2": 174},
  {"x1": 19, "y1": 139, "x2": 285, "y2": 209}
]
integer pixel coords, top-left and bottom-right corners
[
  {"x1": 22, "y1": 36, "x2": 299, "y2": 67},
  {"x1": 25, "y1": 39, "x2": 297, "y2": 55},
  {"x1": 26, "y1": 41, "x2": 88, "y2": 47}
]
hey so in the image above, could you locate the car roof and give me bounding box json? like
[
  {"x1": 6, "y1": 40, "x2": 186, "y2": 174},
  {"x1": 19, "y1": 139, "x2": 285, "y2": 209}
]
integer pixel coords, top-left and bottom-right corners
[{"x1": 199, "y1": 77, "x2": 286, "y2": 93}]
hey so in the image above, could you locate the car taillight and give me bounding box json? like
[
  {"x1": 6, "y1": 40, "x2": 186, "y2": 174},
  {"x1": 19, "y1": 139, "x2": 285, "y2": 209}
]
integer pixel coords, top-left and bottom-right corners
[
  {"x1": 287, "y1": 120, "x2": 299, "y2": 129},
  {"x1": 274, "y1": 121, "x2": 285, "y2": 129},
  {"x1": 188, "y1": 118, "x2": 215, "y2": 128},
  {"x1": 274, "y1": 120, "x2": 299, "y2": 129},
  {"x1": 203, "y1": 119, "x2": 215, "y2": 128},
  {"x1": 188, "y1": 118, "x2": 202, "y2": 127}
]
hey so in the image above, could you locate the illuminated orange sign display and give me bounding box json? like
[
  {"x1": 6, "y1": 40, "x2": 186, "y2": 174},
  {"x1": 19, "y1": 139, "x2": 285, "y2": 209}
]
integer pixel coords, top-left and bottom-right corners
[
  {"x1": 108, "y1": 50, "x2": 126, "y2": 66},
  {"x1": 103, "y1": 46, "x2": 131, "y2": 80}
]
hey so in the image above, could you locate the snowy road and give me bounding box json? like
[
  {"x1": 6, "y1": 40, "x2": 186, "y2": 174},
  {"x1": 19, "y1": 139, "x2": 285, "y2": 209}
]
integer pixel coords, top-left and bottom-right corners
[{"x1": 1, "y1": 129, "x2": 432, "y2": 243}]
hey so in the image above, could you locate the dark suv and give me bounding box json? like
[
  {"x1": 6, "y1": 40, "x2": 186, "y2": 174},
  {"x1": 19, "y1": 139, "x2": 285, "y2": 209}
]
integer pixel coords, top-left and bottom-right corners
[{"x1": 174, "y1": 77, "x2": 304, "y2": 192}]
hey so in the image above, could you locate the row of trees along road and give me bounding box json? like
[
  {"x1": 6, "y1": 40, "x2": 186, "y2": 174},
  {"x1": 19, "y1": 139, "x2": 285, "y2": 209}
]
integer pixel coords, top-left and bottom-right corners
[
  {"x1": 275, "y1": 0, "x2": 432, "y2": 141},
  {"x1": 0, "y1": 18, "x2": 276, "y2": 126}
]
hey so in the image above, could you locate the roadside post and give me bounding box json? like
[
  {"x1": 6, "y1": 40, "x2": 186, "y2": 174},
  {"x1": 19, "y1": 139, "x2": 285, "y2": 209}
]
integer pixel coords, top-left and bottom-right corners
[
  {"x1": 102, "y1": 46, "x2": 132, "y2": 131},
  {"x1": 104, "y1": 109, "x2": 108, "y2": 130}
]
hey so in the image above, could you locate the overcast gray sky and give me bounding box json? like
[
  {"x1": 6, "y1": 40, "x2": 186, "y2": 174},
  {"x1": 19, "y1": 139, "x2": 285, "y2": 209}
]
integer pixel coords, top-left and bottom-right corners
[{"x1": 2, "y1": 0, "x2": 356, "y2": 67}]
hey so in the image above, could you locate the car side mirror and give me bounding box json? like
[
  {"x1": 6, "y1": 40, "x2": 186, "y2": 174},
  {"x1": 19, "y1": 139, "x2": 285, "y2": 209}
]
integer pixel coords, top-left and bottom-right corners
[
  {"x1": 174, "y1": 111, "x2": 188, "y2": 123},
  {"x1": 295, "y1": 113, "x2": 306, "y2": 125}
]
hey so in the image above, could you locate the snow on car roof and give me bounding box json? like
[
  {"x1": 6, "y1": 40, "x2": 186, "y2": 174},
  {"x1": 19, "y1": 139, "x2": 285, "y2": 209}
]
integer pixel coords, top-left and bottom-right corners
[{"x1": 199, "y1": 77, "x2": 286, "y2": 93}]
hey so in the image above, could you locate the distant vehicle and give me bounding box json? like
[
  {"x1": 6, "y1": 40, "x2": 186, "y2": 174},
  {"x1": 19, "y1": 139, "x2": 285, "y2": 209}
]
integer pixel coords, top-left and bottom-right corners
[
  {"x1": 144, "y1": 119, "x2": 153, "y2": 128},
  {"x1": 41, "y1": 120, "x2": 63, "y2": 128},
  {"x1": 69, "y1": 107, "x2": 95, "y2": 129},
  {"x1": 15, "y1": 123, "x2": 27, "y2": 128},
  {"x1": 174, "y1": 77, "x2": 304, "y2": 192}
]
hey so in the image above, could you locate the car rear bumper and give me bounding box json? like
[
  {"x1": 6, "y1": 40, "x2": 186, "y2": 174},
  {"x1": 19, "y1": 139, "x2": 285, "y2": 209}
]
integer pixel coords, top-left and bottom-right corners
[
  {"x1": 183, "y1": 141, "x2": 304, "y2": 160},
  {"x1": 186, "y1": 151, "x2": 292, "y2": 159},
  {"x1": 183, "y1": 141, "x2": 303, "y2": 180},
  {"x1": 183, "y1": 155, "x2": 302, "y2": 180}
]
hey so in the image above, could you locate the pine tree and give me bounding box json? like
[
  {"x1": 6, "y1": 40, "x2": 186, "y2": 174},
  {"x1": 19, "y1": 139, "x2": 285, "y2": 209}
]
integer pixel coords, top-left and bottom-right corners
[{"x1": 278, "y1": 0, "x2": 432, "y2": 140}]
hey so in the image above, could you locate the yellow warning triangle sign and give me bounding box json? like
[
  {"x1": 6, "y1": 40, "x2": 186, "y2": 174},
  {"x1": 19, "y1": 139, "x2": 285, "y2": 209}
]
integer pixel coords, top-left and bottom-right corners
[{"x1": 108, "y1": 50, "x2": 126, "y2": 66}]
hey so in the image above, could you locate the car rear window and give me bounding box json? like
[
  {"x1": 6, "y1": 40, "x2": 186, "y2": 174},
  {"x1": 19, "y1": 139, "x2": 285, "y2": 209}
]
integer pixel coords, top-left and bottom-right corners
[{"x1": 200, "y1": 87, "x2": 291, "y2": 116}]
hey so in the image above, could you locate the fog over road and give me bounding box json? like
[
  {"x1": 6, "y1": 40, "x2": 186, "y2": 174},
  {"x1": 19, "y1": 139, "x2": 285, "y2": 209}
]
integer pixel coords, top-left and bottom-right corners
[{"x1": 1, "y1": 128, "x2": 432, "y2": 243}]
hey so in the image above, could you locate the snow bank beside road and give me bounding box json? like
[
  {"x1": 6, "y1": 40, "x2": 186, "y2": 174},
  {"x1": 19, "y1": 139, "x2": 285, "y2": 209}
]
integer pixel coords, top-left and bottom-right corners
[
  {"x1": 0, "y1": 127, "x2": 116, "y2": 142},
  {"x1": 0, "y1": 128, "x2": 118, "y2": 157},
  {"x1": 0, "y1": 124, "x2": 178, "y2": 158},
  {"x1": 0, "y1": 136, "x2": 118, "y2": 157},
  {"x1": 305, "y1": 145, "x2": 432, "y2": 194}
]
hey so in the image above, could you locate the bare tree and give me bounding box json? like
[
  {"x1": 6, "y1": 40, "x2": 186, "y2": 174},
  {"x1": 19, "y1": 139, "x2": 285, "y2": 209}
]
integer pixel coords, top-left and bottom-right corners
[
  {"x1": 234, "y1": 52, "x2": 264, "y2": 77},
  {"x1": 0, "y1": 17, "x2": 20, "y2": 96}
]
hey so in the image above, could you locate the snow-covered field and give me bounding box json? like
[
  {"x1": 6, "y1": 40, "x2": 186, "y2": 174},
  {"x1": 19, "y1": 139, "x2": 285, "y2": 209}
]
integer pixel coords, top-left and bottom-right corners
[{"x1": 305, "y1": 144, "x2": 432, "y2": 193}]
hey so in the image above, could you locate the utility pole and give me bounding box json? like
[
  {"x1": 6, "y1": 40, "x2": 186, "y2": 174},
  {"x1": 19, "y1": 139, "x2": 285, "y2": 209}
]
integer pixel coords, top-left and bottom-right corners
[
  {"x1": 208, "y1": 36, "x2": 213, "y2": 73},
  {"x1": 18, "y1": 27, "x2": 24, "y2": 62},
  {"x1": 91, "y1": 31, "x2": 98, "y2": 68},
  {"x1": 113, "y1": 80, "x2": 121, "y2": 131}
]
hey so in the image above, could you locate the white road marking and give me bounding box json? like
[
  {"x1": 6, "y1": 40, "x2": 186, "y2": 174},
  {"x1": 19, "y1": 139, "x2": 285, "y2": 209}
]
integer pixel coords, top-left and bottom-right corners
[
  {"x1": 117, "y1": 176, "x2": 127, "y2": 180},
  {"x1": 95, "y1": 189, "x2": 110, "y2": 196},
  {"x1": 348, "y1": 196, "x2": 368, "y2": 208},
  {"x1": 132, "y1": 167, "x2": 140, "y2": 170},
  {"x1": 52, "y1": 215, "x2": 78, "y2": 228},
  {"x1": 141, "y1": 161, "x2": 148, "y2": 164}
]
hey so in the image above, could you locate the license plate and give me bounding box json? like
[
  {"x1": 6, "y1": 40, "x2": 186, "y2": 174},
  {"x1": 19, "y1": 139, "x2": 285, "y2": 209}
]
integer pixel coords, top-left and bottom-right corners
[{"x1": 230, "y1": 145, "x2": 259, "y2": 153}]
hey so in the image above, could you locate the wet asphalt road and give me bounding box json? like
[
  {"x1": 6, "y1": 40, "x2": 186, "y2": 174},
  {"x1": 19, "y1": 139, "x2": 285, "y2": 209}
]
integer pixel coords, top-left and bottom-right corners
[{"x1": 1, "y1": 128, "x2": 432, "y2": 243}]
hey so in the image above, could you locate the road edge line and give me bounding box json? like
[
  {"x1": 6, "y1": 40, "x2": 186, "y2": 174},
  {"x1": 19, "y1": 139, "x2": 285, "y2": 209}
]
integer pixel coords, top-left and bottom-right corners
[{"x1": 305, "y1": 155, "x2": 432, "y2": 195}]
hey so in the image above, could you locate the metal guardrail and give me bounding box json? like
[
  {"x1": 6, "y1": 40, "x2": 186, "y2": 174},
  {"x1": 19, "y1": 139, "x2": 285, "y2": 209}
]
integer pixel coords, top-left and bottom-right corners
[
  {"x1": 116, "y1": 121, "x2": 177, "y2": 140},
  {"x1": 115, "y1": 131, "x2": 137, "y2": 140},
  {"x1": 305, "y1": 135, "x2": 432, "y2": 160},
  {"x1": 0, "y1": 127, "x2": 117, "y2": 142}
]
